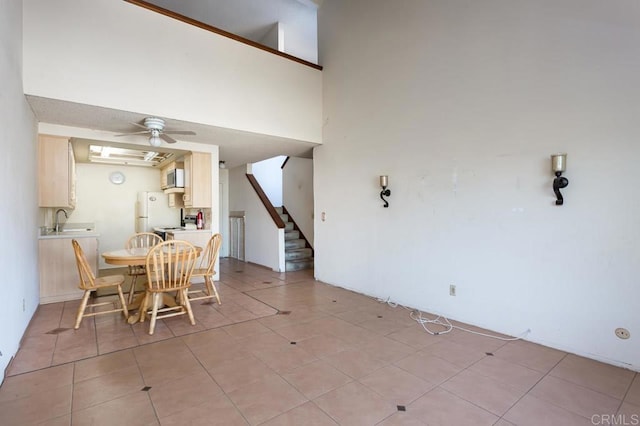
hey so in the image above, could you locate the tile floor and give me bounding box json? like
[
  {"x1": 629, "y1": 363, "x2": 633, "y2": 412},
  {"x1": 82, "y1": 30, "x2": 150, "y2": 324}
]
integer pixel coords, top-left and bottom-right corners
[{"x1": 1, "y1": 259, "x2": 638, "y2": 425}]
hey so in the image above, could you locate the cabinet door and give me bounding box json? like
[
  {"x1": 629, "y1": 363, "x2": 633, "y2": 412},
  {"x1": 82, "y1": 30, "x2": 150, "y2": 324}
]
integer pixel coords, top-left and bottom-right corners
[
  {"x1": 183, "y1": 154, "x2": 192, "y2": 207},
  {"x1": 39, "y1": 135, "x2": 75, "y2": 208},
  {"x1": 39, "y1": 237, "x2": 97, "y2": 304},
  {"x1": 191, "y1": 152, "x2": 212, "y2": 208}
]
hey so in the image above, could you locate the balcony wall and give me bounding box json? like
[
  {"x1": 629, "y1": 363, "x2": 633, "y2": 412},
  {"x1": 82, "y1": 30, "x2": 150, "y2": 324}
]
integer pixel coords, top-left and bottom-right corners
[{"x1": 23, "y1": 0, "x2": 322, "y2": 143}]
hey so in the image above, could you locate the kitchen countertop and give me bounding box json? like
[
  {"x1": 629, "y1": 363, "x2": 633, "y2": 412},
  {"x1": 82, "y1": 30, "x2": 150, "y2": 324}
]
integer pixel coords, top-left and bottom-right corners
[
  {"x1": 167, "y1": 229, "x2": 212, "y2": 233},
  {"x1": 38, "y1": 222, "x2": 100, "y2": 239}
]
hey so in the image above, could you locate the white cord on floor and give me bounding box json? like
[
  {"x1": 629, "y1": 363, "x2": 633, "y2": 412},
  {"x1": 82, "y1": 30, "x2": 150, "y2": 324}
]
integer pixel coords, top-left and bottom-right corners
[{"x1": 375, "y1": 296, "x2": 530, "y2": 341}]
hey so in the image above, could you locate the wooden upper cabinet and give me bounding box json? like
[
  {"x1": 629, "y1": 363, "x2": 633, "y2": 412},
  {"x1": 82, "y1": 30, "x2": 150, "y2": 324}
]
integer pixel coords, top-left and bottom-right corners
[
  {"x1": 183, "y1": 152, "x2": 211, "y2": 208},
  {"x1": 38, "y1": 135, "x2": 76, "y2": 208}
]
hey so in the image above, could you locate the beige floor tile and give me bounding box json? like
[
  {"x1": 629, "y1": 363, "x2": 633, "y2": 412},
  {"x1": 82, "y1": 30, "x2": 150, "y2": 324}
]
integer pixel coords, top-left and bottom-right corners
[
  {"x1": 36, "y1": 413, "x2": 72, "y2": 425},
  {"x1": 72, "y1": 365, "x2": 144, "y2": 411},
  {"x1": 236, "y1": 330, "x2": 292, "y2": 353},
  {"x1": 282, "y1": 359, "x2": 352, "y2": 399},
  {"x1": 72, "y1": 390, "x2": 158, "y2": 426},
  {"x1": 136, "y1": 349, "x2": 207, "y2": 388},
  {"x1": 227, "y1": 374, "x2": 307, "y2": 425},
  {"x1": 494, "y1": 339, "x2": 566, "y2": 373},
  {"x1": 493, "y1": 419, "x2": 516, "y2": 426},
  {"x1": 354, "y1": 335, "x2": 417, "y2": 364},
  {"x1": 252, "y1": 343, "x2": 318, "y2": 374},
  {"x1": 295, "y1": 334, "x2": 352, "y2": 358},
  {"x1": 0, "y1": 363, "x2": 73, "y2": 402},
  {"x1": 0, "y1": 384, "x2": 72, "y2": 425},
  {"x1": 159, "y1": 395, "x2": 249, "y2": 426},
  {"x1": 359, "y1": 365, "x2": 435, "y2": 405},
  {"x1": 222, "y1": 319, "x2": 272, "y2": 339},
  {"x1": 260, "y1": 401, "x2": 338, "y2": 426},
  {"x1": 469, "y1": 355, "x2": 545, "y2": 392},
  {"x1": 386, "y1": 325, "x2": 444, "y2": 349},
  {"x1": 618, "y1": 401, "x2": 640, "y2": 417},
  {"x1": 626, "y1": 375, "x2": 640, "y2": 406},
  {"x1": 422, "y1": 340, "x2": 487, "y2": 368},
  {"x1": 149, "y1": 371, "x2": 223, "y2": 419},
  {"x1": 5, "y1": 349, "x2": 54, "y2": 376},
  {"x1": 74, "y1": 349, "x2": 137, "y2": 383},
  {"x1": 550, "y1": 354, "x2": 636, "y2": 399},
  {"x1": 189, "y1": 340, "x2": 253, "y2": 370},
  {"x1": 407, "y1": 387, "x2": 498, "y2": 426},
  {"x1": 503, "y1": 394, "x2": 592, "y2": 426},
  {"x1": 440, "y1": 369, "x2": 525, "y2": 416},
  {"x1": 444, "y1": 325, "x2": 510, "y2": 353},
  {"x1": 322, "y1": 348, "x2": 388, "y2": 379},
  {"x1": 530, "y1": 375, "x2": 621, "y2": 419},
  {"x1": 180, "y1": 327, "x2": 234, "y2": 349},
  {"x1": 394, "y1": 352, "x2": 463, "y2": 385},
  {"x1": 313, "y1": 381, "x2": 397, "y2": 426},
  {"x1": 377, "y1": 411, "x2": 427, "y2": 426},
  {"x1": 207, "y1": 355, "x2": 278, "y2": 393}
]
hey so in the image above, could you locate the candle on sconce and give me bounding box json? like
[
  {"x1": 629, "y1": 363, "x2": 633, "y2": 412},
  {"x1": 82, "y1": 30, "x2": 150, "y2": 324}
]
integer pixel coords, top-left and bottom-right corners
[
  {"x1": 380, "y1": 175, "x2": 389, "y2": 188},
  {"x1": 551, "y1": 153, "x2": 567, "y2": 173}
]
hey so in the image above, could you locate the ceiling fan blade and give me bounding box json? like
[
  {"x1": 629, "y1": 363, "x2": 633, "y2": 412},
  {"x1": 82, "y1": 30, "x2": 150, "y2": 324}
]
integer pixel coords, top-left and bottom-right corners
[
  {"x1": 160, "y1": 133, "x2": 178, "y2": 144},
  {"x1": 163, "y1": 130, "x2": 196, "y2": 135},
  {"x1": 130, "y1": 122, "x2": 149, "y2": 130},
  {"x1": 114, "y1": 130, "x2": 151, "y2": 137}
]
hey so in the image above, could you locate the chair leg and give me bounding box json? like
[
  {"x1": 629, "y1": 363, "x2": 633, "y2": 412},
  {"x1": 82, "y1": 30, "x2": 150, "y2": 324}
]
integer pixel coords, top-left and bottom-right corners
[
  {"x1": 127, "y1": 275, "x2": 138, "y2": 305},
  {"x1": 139, "y1": 293, "x2": 149, "y2": 323},
  {"x1": 149, "y1": 293, "x2": 160, "y2": 335},
  {"x1": 207, "y1": 276, "x2": 221, "y2": 305},
  {"x1": 74, "y1": 290, "x2": 92, "y2": 329},
  {"x1": 116, "y1": 285, "x2": 129, "y2": 319},
  {"x1": 182, "y1": 289, "x2": 196, "y2": 325}
]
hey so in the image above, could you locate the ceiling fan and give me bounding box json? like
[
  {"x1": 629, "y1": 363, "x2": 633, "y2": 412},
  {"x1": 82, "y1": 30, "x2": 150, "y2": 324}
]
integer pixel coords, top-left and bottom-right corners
[{"x1": 115, "y1": 117, "x2": 196, "y2": 147}]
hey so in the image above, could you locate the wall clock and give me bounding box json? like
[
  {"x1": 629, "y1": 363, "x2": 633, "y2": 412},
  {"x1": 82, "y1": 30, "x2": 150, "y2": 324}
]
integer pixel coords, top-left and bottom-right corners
[{"x1": 109, "y1": 171, "x2": 126, "y2": 185}]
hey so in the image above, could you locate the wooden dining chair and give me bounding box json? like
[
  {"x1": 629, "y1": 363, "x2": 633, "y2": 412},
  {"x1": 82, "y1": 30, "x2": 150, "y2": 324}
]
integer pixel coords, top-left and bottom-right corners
[
  {"x1": 140, "y1": 240, "x2": 198, "y2": 335},
  {"x1": 125, "y1": 232, "x2": 163, "y2": 304},
  {"x1": 71, "y1": 239, "x2": 129, "y2": 329},
  {"x1": 187, "y1": 233, "x2": 222, "y2": 305}
]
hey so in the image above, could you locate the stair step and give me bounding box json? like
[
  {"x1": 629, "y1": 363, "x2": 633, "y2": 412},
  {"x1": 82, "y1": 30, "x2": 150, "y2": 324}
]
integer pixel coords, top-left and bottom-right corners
[
  {"x1": 279, "y1": 214, "x2": 289, "y2": 222},
  {"x1": 285, "y1": 239, "x2": 306, "y2": 250},
  {"x1": 284, "y1": 222, "x2": 294, "y2": 231},
  {"x1": 284, "y1": 230, "x2": 300, "y2": 240},
  {"x1": 275, "y1": 207, "x2": 283, "y2": 214},
  {"x1": 285, "y1": 248, "x2": 312, "y2": 261},
  {"x1": 285, "y1": 258, "x2": 314, "y2": 272}
]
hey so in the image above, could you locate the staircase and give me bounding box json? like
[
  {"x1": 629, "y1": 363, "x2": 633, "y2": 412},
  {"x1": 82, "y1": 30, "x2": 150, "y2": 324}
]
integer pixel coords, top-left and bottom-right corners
[{"x1": 277, "y1": 207, "x2": 314, "y2": 272}]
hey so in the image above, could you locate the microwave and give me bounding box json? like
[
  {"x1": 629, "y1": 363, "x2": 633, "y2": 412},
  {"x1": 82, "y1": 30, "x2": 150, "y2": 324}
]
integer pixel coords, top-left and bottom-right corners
[{"x1": 167, "y1": 169, "x2": 185, "y2": 188}]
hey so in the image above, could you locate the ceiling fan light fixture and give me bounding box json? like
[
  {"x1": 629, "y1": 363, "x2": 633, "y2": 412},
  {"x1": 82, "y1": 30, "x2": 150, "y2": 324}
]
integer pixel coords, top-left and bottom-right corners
[{"x1": 149, "y1": 132, "x2": 162, "y2": 147}]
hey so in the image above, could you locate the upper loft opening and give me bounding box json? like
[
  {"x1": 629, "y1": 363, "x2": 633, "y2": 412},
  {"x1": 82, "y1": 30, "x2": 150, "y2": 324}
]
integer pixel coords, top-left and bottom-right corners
[{"x1": 136, "y1": 0, "x2": 320, "y2": 67}]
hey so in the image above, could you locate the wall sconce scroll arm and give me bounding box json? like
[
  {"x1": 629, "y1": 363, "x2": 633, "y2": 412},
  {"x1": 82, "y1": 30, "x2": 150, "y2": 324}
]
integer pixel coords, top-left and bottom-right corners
[
  {"x1": 380, "y1": 188, "x2": 391, "y2": 208},
  {"x1": 553, "y1": 172, "x2": 569, "y2": 205}
]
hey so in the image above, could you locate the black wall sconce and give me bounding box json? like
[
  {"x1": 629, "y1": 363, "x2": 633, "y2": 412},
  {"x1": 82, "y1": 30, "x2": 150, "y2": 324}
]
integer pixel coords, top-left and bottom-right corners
[
  {"x1": 551, "y1": 153, "x2": 569, "y2": 205},
  {"x1": 380, "y1": 175, "x2": 391, "y2": 208}
]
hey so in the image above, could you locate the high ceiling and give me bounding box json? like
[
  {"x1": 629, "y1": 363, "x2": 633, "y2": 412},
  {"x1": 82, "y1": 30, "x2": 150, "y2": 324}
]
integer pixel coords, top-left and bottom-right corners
[{"x1": 27, "y1": 0, "x2": 320, "y2": 169}]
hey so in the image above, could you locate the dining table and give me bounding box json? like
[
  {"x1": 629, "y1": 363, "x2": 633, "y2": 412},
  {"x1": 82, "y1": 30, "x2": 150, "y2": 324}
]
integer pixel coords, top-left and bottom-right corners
[{"x1": 102, "y1": 245, "x2": 202, "y2": 324}]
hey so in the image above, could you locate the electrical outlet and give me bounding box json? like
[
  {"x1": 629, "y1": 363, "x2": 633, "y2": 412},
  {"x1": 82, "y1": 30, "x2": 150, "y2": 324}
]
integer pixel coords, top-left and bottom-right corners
[
  {"x1": 449, "y1": 284, "x2": 456, "y2": 296},
  {"x1": 615, "y1": 328, "x2": 630, "y2": 340}
]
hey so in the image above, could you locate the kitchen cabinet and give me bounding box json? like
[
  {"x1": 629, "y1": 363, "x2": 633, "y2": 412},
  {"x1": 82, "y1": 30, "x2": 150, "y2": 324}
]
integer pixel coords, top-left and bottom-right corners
[
  {"x1": 38, "y1": 135, "x2": 76, "y2": 208},
  {"x1": 39, "y1": 236, "x2": 97, "y2": 304},
  {"x1": 168, "y1": 192, "x2": 183, "y2": 208},
  {"x1": 167, "y1": 230, "x2": 212, "y2": 274},
  {"x1": 160, "y1": 160, "x2": 183, "y2": 190},
  {"x1": 183, "y1": 152, "x2": 211, "y2": 208}
]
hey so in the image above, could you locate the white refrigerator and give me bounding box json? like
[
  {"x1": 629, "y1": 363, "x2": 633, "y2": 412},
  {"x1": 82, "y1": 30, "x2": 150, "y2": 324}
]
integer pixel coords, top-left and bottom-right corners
[{"x1": 135, "y1": 191, "x2": 180, "y2": 232}]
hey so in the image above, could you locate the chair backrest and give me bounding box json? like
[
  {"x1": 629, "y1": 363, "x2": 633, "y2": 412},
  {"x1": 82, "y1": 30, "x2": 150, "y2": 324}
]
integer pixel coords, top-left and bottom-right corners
[
  {"x1": 145, "y1": 240, "x2": 197, "y2": 291},
  {"x1": 196, "y1": 233, "x2": 222, "y2": 274},
  {"x1": 126, "y1": 232, "x2": 163, "y2": 250},
  {"x1": 71, "y1": 239, "x2": 96, "y2": 290}
]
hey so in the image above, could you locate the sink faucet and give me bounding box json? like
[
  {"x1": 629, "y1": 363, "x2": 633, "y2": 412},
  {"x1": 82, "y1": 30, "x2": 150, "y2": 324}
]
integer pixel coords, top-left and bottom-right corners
[{"x1": 54, "y1": 209, "x2": 68, "y2": 233}]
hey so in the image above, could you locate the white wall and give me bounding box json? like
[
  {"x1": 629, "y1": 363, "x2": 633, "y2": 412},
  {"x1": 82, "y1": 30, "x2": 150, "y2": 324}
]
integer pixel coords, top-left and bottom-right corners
[
  {"x1": 252, "y1": 155, "x2": 286, "y2": 207},
  {"x1": 283, "y1": 157, "x2": 314, "y2": 246},
  {"x1": 229, "y1": 166, "x2": 285, "y2": 271},
  {"x1": 23, "y1": 0, "x2": 322, "y2": 144},
  {"x1": 69, "y1": 164, "x2": 165, "y2": 269},
  {"x1": 317, "y1": 0, "x2": 640, "y2": 370},
  {"x1": 0, "y1": 0, "x2": 39, "y2": 380}
]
